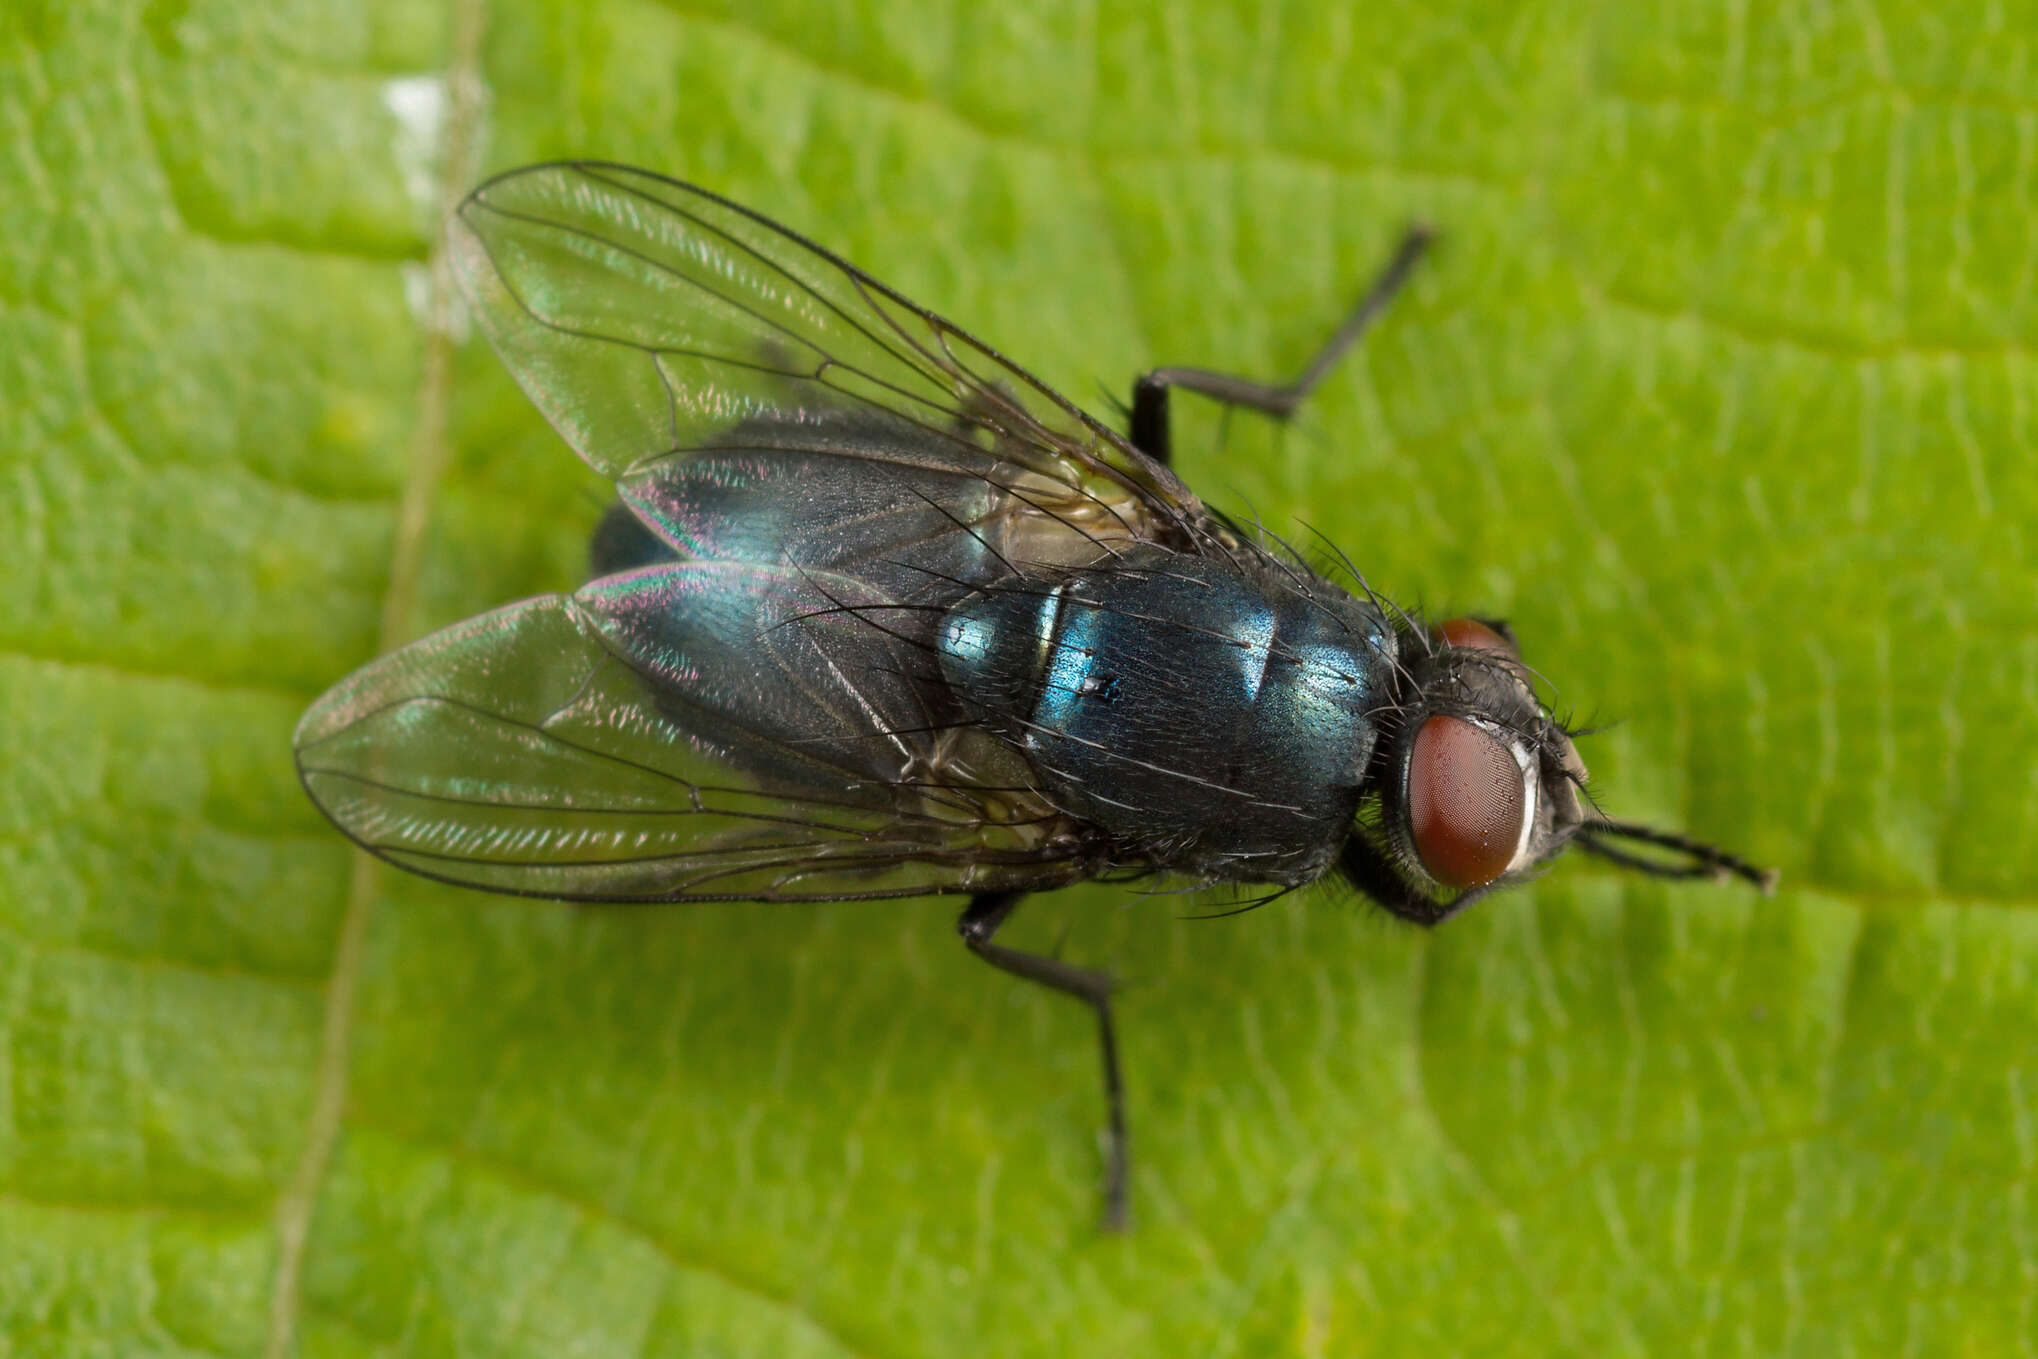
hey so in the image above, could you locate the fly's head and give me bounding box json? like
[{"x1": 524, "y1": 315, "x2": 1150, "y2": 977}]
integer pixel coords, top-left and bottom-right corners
[{"x1": 1347, "y1": 616, "x2": 1773, "y2": 924}]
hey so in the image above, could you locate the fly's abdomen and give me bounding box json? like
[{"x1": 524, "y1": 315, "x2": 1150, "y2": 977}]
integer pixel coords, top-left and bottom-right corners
[{"x1": 937, "y1": 550, "x2": 1397, "y2": 881}]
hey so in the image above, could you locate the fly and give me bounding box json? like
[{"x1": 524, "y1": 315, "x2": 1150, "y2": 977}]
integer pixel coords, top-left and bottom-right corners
[{"x1": 295, "y1": 162, "x2": 1776, "y2": 1230}]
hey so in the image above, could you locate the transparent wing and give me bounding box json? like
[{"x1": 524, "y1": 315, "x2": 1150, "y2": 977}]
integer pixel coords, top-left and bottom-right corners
[
  {"x1": 293, "y1": 569, "x2": 1086, "y2": 902},
  {"x1": 450, "y1": 161, "x2": 1232, "y2": 575}
]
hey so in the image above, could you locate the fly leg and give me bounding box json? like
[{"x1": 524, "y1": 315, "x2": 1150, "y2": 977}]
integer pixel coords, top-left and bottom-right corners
[
  {"x1": 958, "y1": 890, "x2": 1129, "y2": 1231},
  {"x1": 1127, "y1": 224, "x2": 1435, "y2": 465},
  {"x1": 1339, "y1": 831, "x2": 1482, "y2": 927}
]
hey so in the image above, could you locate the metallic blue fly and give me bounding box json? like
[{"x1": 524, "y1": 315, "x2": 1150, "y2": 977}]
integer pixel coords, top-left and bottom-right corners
[{"x1": 296, "y1": 163, "x2": 1774, "y2": 1228}]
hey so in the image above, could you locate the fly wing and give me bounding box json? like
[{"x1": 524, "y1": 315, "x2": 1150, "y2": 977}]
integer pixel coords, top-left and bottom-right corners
[
  {"x1": 450, "y1": 161, "x2": 1234, "y2": 578},
  {"x1": 294, "y1": 566, "x2": 1084, "y2": 902}
]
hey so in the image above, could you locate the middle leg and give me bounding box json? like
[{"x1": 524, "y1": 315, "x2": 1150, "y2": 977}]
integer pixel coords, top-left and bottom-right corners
[{"x1": 958, "y1": 890, "x2": 1129, "y2": 1230}]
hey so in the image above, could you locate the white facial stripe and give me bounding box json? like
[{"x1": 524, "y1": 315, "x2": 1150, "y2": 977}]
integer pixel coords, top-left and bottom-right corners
[{"x1": 1467, "y1": 718, "x2": 1539, "y2": 874}]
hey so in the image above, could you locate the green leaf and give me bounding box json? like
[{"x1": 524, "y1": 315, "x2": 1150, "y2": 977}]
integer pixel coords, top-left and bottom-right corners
[{"x1": 5, "y1": 0, "x2": 2034, "y2": 1354}]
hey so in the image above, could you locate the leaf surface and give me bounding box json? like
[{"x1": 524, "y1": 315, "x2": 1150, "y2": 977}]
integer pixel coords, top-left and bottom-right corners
[{"x1": 3, "y1": 1, "x2": 2033, "y2": 1354}]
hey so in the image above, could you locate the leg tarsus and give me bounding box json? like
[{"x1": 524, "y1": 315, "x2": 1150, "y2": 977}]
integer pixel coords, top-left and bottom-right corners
[
  {"x1": 958, "y1": 891, "x2": 1130, "y2": 1231},
  {"x1": 1338, "y1": 831, "x2": 1485, "y2": 927}
]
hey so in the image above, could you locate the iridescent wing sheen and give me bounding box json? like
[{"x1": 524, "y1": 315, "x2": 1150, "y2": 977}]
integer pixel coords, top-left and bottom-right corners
[
  {"x1": 449, "y1": 161, "x2": 1236, "y2": 577},
  {"x1": 294, "y1": 565, "x2": 1085, "y2": 902},
  {"x1": 297, "y1": 162, "x2": 1262, "y2": 903}
]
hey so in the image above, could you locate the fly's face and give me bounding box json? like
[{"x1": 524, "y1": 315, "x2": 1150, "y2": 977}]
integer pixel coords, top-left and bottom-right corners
[
  {"x1": 1371, "y1": 617, "x2": 1585, "y2": 906},
  {"x1": 1346, "y1": 615, "x2": 1769, "y2": 924}
]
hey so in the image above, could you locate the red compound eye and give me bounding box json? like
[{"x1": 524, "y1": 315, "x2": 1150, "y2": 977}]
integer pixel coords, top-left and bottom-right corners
[
  {"x1": 1406, "y1": 715, "x2": 1529, "y2": 889},
  {"x1": 1436, "y1": 616, "x2": 1518, "y2": 658}
]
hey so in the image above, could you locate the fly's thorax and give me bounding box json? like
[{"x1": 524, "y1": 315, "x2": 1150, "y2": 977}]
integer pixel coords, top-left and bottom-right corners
[{"x1": 935, "y1": 548, "x2": 1397, "y2": 880}]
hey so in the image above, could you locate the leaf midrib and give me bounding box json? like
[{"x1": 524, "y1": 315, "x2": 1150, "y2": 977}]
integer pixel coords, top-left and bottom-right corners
[{"x1": 260, "y1": 3, "x2": 490, "y2": 1353}]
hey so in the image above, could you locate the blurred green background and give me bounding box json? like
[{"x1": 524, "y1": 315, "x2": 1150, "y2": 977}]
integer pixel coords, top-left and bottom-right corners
[{"x1": 3, "y1": 1, "x2": 2035, "y2": 1354}]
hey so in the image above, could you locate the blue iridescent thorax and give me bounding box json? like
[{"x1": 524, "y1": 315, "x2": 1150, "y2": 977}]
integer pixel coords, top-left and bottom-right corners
[{"x1": 938, "y1": 548, "x2": 1397, "y2": 882}]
